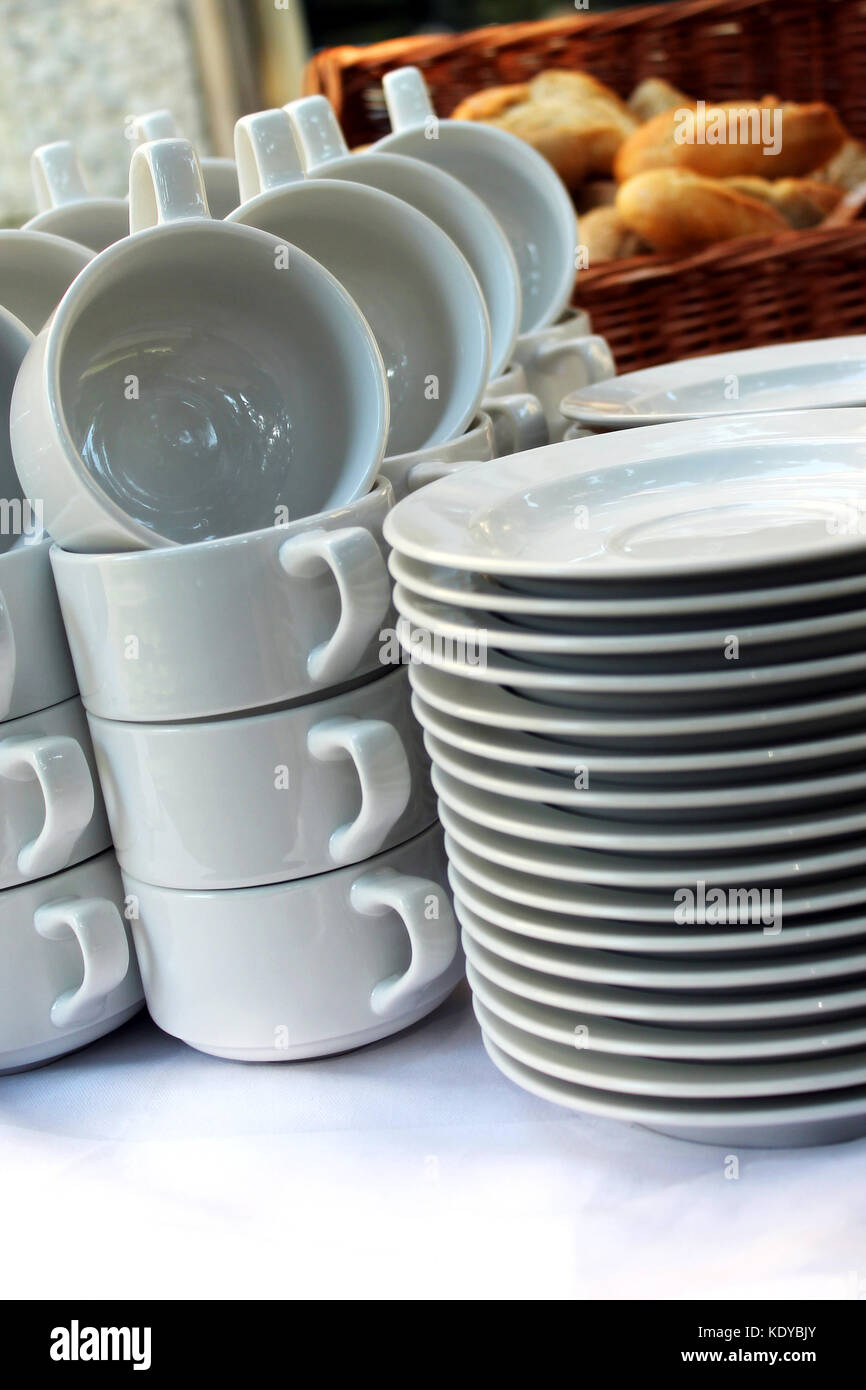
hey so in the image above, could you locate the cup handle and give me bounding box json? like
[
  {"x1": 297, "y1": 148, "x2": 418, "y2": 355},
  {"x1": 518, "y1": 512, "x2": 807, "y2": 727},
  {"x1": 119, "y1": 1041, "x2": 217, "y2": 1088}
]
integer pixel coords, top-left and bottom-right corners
[
  {"x1": 307, "y1": 715, "x2": 411, "y2": 865},
  {"x1": 129, "y1": 138, "x2": 210, "y2": 232},
  {"x1": 284, "y1": 96, "x2": 350, "y2": 170},
  {"x1": 234, "y1": 109, "x2": 306, "y2": 203},
  {"x1": 406, "y1": 458, "x2": 485, "y2": 493},
  {"x1": 279, "y1": 526, "x2": 391, "y2": 686},
  {"x1": 483, "y1": 393, "x2": 550, "y2": 454},
  {"x1": 0, "y1": 594, "x2": 16, "y2": 721},
  {"x1": 133, "y1": 109, "x2": 180, "y2": 143},
  {"x1": 383, "y1": 67, "x2": 436, "y2": 132},
  {"x1": 34, "y1": 896, "x2": 130, "y2": 1030},
  {"x1": 0, "y1": 734, "x2": 96, "y2": 879},
  {"x1": 31, "y1": 142, "x2": 90, "y2": 210},
  {"x1": 535, "y1": 333, "x2": 616, "y2": 384},
  {"x1": 350, "y1": 868, "x2": 458, "y2": 1020}
]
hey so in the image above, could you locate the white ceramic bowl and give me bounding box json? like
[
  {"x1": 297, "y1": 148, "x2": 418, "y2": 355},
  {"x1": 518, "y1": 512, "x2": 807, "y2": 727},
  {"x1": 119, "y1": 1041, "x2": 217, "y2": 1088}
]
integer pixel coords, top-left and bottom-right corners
[
  {"x1": 126, "y1": 823, "x2": 460, "y2": 1061},
  {"x1": 89, "y1": 667, "x2": 435, "y2": 889},
  {"x1": 50, "y1": 479, "x2": 395, "y2": 721}
]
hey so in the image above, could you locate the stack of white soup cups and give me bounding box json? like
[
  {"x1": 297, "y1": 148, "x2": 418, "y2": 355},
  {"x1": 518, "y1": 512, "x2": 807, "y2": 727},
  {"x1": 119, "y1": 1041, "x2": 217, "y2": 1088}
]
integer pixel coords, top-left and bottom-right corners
[
  {"x1": 0, "y1": 301, "x2": 141, "y2": 1076},
  {"x1": 10, "y1": 136, "x2": 466, "y2": 1063}
]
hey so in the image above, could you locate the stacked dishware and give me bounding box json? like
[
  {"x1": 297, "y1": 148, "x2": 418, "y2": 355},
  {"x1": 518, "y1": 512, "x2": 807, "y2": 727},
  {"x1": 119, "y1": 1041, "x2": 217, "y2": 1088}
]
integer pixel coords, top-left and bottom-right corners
[
  {"x1": 0, "y1": 304, "x2": 141, "y2": 1075},
  {"x1": 386, "y1": 410, "x2": 866, "y2": 1146},
  {"x1": 9, "y1": 124, "x2": 492, "y2": 1064}
]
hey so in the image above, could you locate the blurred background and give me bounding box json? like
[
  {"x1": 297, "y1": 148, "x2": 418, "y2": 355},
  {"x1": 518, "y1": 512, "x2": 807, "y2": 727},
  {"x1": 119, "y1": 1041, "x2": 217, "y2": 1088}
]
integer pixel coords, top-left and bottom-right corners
[{"x1": 0, "y1": 0, "x2": 644, "y2": 224}]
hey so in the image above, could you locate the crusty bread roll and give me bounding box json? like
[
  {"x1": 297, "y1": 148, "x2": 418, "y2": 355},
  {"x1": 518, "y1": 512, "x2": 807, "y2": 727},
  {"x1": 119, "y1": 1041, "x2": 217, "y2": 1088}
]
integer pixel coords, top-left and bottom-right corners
[
  {"x1": 450, "y1": 70, "x2": 637, "y2": 188},
  {"x1": 615, "y1": 100, "x2": 846, "y2": 181},
  {"x1": 816, "y1": 138, "x2": 866, "y2": 192},
  {"x1": 580, "y1": 205, "x2": 648, "y2": 263},
  {"x1": 616, "y1": 168, "x2": 788, "y2": 253},
  {"x1": 628, "y1": 78, "x2": 691, "y2": 122},
  {"x1": 726, "y1": 176, "x2": 842, "y2": 228}
]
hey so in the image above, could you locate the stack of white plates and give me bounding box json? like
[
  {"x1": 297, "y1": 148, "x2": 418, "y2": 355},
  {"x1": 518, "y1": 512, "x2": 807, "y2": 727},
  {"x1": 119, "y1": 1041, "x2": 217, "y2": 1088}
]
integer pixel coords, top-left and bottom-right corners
[{"x1": 383, "y1": 409, "x2": 866, "y2": 1147}]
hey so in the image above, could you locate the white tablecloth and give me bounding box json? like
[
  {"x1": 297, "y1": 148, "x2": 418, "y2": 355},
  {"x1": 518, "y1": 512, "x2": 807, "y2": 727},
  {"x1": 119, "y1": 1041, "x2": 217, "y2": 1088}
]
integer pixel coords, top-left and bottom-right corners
[{"x1": 1, "y1": 980, "x2": 864, "y2": 1301}]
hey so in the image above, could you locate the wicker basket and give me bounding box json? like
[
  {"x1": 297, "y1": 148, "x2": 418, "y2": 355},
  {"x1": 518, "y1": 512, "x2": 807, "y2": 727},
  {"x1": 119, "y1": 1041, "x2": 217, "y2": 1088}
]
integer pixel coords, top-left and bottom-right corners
[
  {"x1": 303, "y1": 0, "x2": 866, "y2": 148},
  {"x1": 302, "y1": 0, "x2": 866, "y2": 372},
  {"x1": 576, "y1": 224, "x2": 866, "y2": 372}
]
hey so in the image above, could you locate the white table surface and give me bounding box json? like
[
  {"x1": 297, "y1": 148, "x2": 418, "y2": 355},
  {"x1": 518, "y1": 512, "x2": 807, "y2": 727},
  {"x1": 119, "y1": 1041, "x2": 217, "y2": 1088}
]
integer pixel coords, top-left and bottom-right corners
[{"x1": 2, "y1": 978, "x2": 864, "y2": 1301}]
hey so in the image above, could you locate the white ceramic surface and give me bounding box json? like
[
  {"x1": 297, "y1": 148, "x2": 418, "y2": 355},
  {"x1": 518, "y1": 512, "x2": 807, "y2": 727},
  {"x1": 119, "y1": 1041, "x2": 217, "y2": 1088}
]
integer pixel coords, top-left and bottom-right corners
[
  {"x1": 407, "y1": 658, "x2": 866, "y2": 747},
  {"x1": 444, "y1": 823, "x2": 866, "y2": 926},
  {"x1": 286, "y1": 94, "x2": 521, "y2": 378},
  {"x1": 229, "y1": 108, "x2": 490, "y2": 457},
  {"x1": 133, "y1": 109, "x2": 240, "y2": 219},
  {"x1": 394, "y1": 576, "x2": 866, "y2": 656},
  {"x1": 24, "y1": 141, "x2": 129, "y2": 251},
  {"x1": 411, "y1": 685, "x2": 866, "y2": 783},
  {"x1": 449, "y1": 856, "x2": 866, "y2": 958},
  {"x1": 434, "y1": 771, "x2": 866, "y2": 890},
  {"x1": 466, "y1": 974, "x2": 866, "y2": 1100},
  {"x1": 480, "y1": 1020, "x2": 866, "y2": 1149},
  {"x1": 0, "y1": 538, "x2": 77, "y2": 721},
  {"x1": 0, "y1": 849, "x2": 142, "y2": 1074},
  {"x1": 374, "y1": 66, "x2": 577, "y2": 335},
  {"x1": 419, "y1": 711, "x2": 866, "y2": 854},
  {"x1": 0, "y1": 694, "x2": 109, "y2": 889},
  {"x1": 467, "y1": 960, "x2": 866, "y2": 1063},
  {"x1": 90, "y1": 668, "x2": 435, "y2": 889},
  {"x1": 383, "y1": 410, "x2": 866, "y2": 581},
  {"x1": 11, "y1": 138, "x2": 389, "y2": 552},
  {"x1": 513, "y1": 309, "x2": 612, "y2": 441},
  {"x1": 459, "y1": 893, "x2": 866, "y2": 996},
  {"x1": 482, "y1": 362, "x2": 548, "y2": 455},
  {"x1": 379, "y1": 413, "x2": 495, "y2": 501},
  {"x1": 126, "y1": 823, "x2": 461, "y2": 1061},
  {"x1": 560, "y1": 335, "x2": 866, "y2": 429},
  {"x1": 0, "y1": 309, "x2": 31, "y2": 553},
  {"x1": 50, "y1": 478, "x2": 395, "y2": 722},
  {"x1": 459, "y1": 914, "x2": 866, "y2": 1028},
  {"x1": 0, "y1": 228, "x2": 92, "y2": 333},
  {"x1": 388, "y1": 547, "x2": 866, "y2": 619}
]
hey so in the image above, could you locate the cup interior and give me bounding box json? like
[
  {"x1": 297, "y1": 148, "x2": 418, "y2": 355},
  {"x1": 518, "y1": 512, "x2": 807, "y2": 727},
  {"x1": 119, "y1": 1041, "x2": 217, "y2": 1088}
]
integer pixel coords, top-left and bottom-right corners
[
  {"x1": 232, "y1": 181, "x2": 489, "y2": 456},
  {"x1": 0, "y1": 312, "x2": 31, "y2": 553},
  {"x1": 54, "y1": 221, "x2": 386, "y2": 543}
]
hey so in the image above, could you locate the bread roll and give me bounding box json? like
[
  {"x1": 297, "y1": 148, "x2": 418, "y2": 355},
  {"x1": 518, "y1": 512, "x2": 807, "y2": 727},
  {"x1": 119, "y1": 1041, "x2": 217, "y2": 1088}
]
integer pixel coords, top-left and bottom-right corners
[
  {"x1": 615, "y1": 100, "x2": 846, "y2": 181},
  {"x1": 628, "y1": 78, "x2": 691, "y2": 122},
  {"x1": 580, "y1": 206, "x2": 647, "y2": 263},
  {"x1": 450, "y1": 70, "x2": 637, "y2": 188},
  {"x1": 616, "y1": 168, "x2": 788, "y2": 253},
  {"x1": 726, "y1": 176, "x2": 842, "y2": 227}
]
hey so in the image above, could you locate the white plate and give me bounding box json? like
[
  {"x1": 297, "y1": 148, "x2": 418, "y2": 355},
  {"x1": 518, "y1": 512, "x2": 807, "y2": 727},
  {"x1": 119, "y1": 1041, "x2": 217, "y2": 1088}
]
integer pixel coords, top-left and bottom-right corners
[
  {"x1": 449, "y1": 857, "x2": 866, "y2": 957},
  {"x1": 427, "y1": 730, "x2": 866, "y2": 818},
  {"x1": 427, "y1": 750, "x2": 866, "y2": 854},
  {"x1": 436, "y1": 788, "x2": 866, "y2": 892},
  {"x1": 412, "y1": 688, "x2": 866, "y2": 781},
  {"x1": 442, "y1": 827, "x2": 866, "y2": 923},
  {"x1": 480, "y1": 1028, "x2": 866, "y2": 1148},
  {"x1": 458, "y1": 895, "x2": 866, "y2": 994},
  {"x1": 389, "y1": 547, "x2": 866, "y2": 619},
  {"x1": 382, "y1": 411, "x2": 866, "y2": 580},
  {"x1": 461, "y1": 919, "x2": 866, "y2": 1027},
  {"x1": 409, "y1": 661, "x2": 866, "y2": 746},
  {"x1": 471, "y1": 994, "x2": 866, "y2": 1101},
  {"x1": 467, "y1": 961, "x2": 866, "y2": 1062},
  {"x1": 560, "y1": 337, "x2": 866, "y2": 430},
  {"x1": 395, "y1": 579, "x2": 866, "y2": 656},
  {"x1": 398, "y1": 615, "x2": 866, "y2": 705}
]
